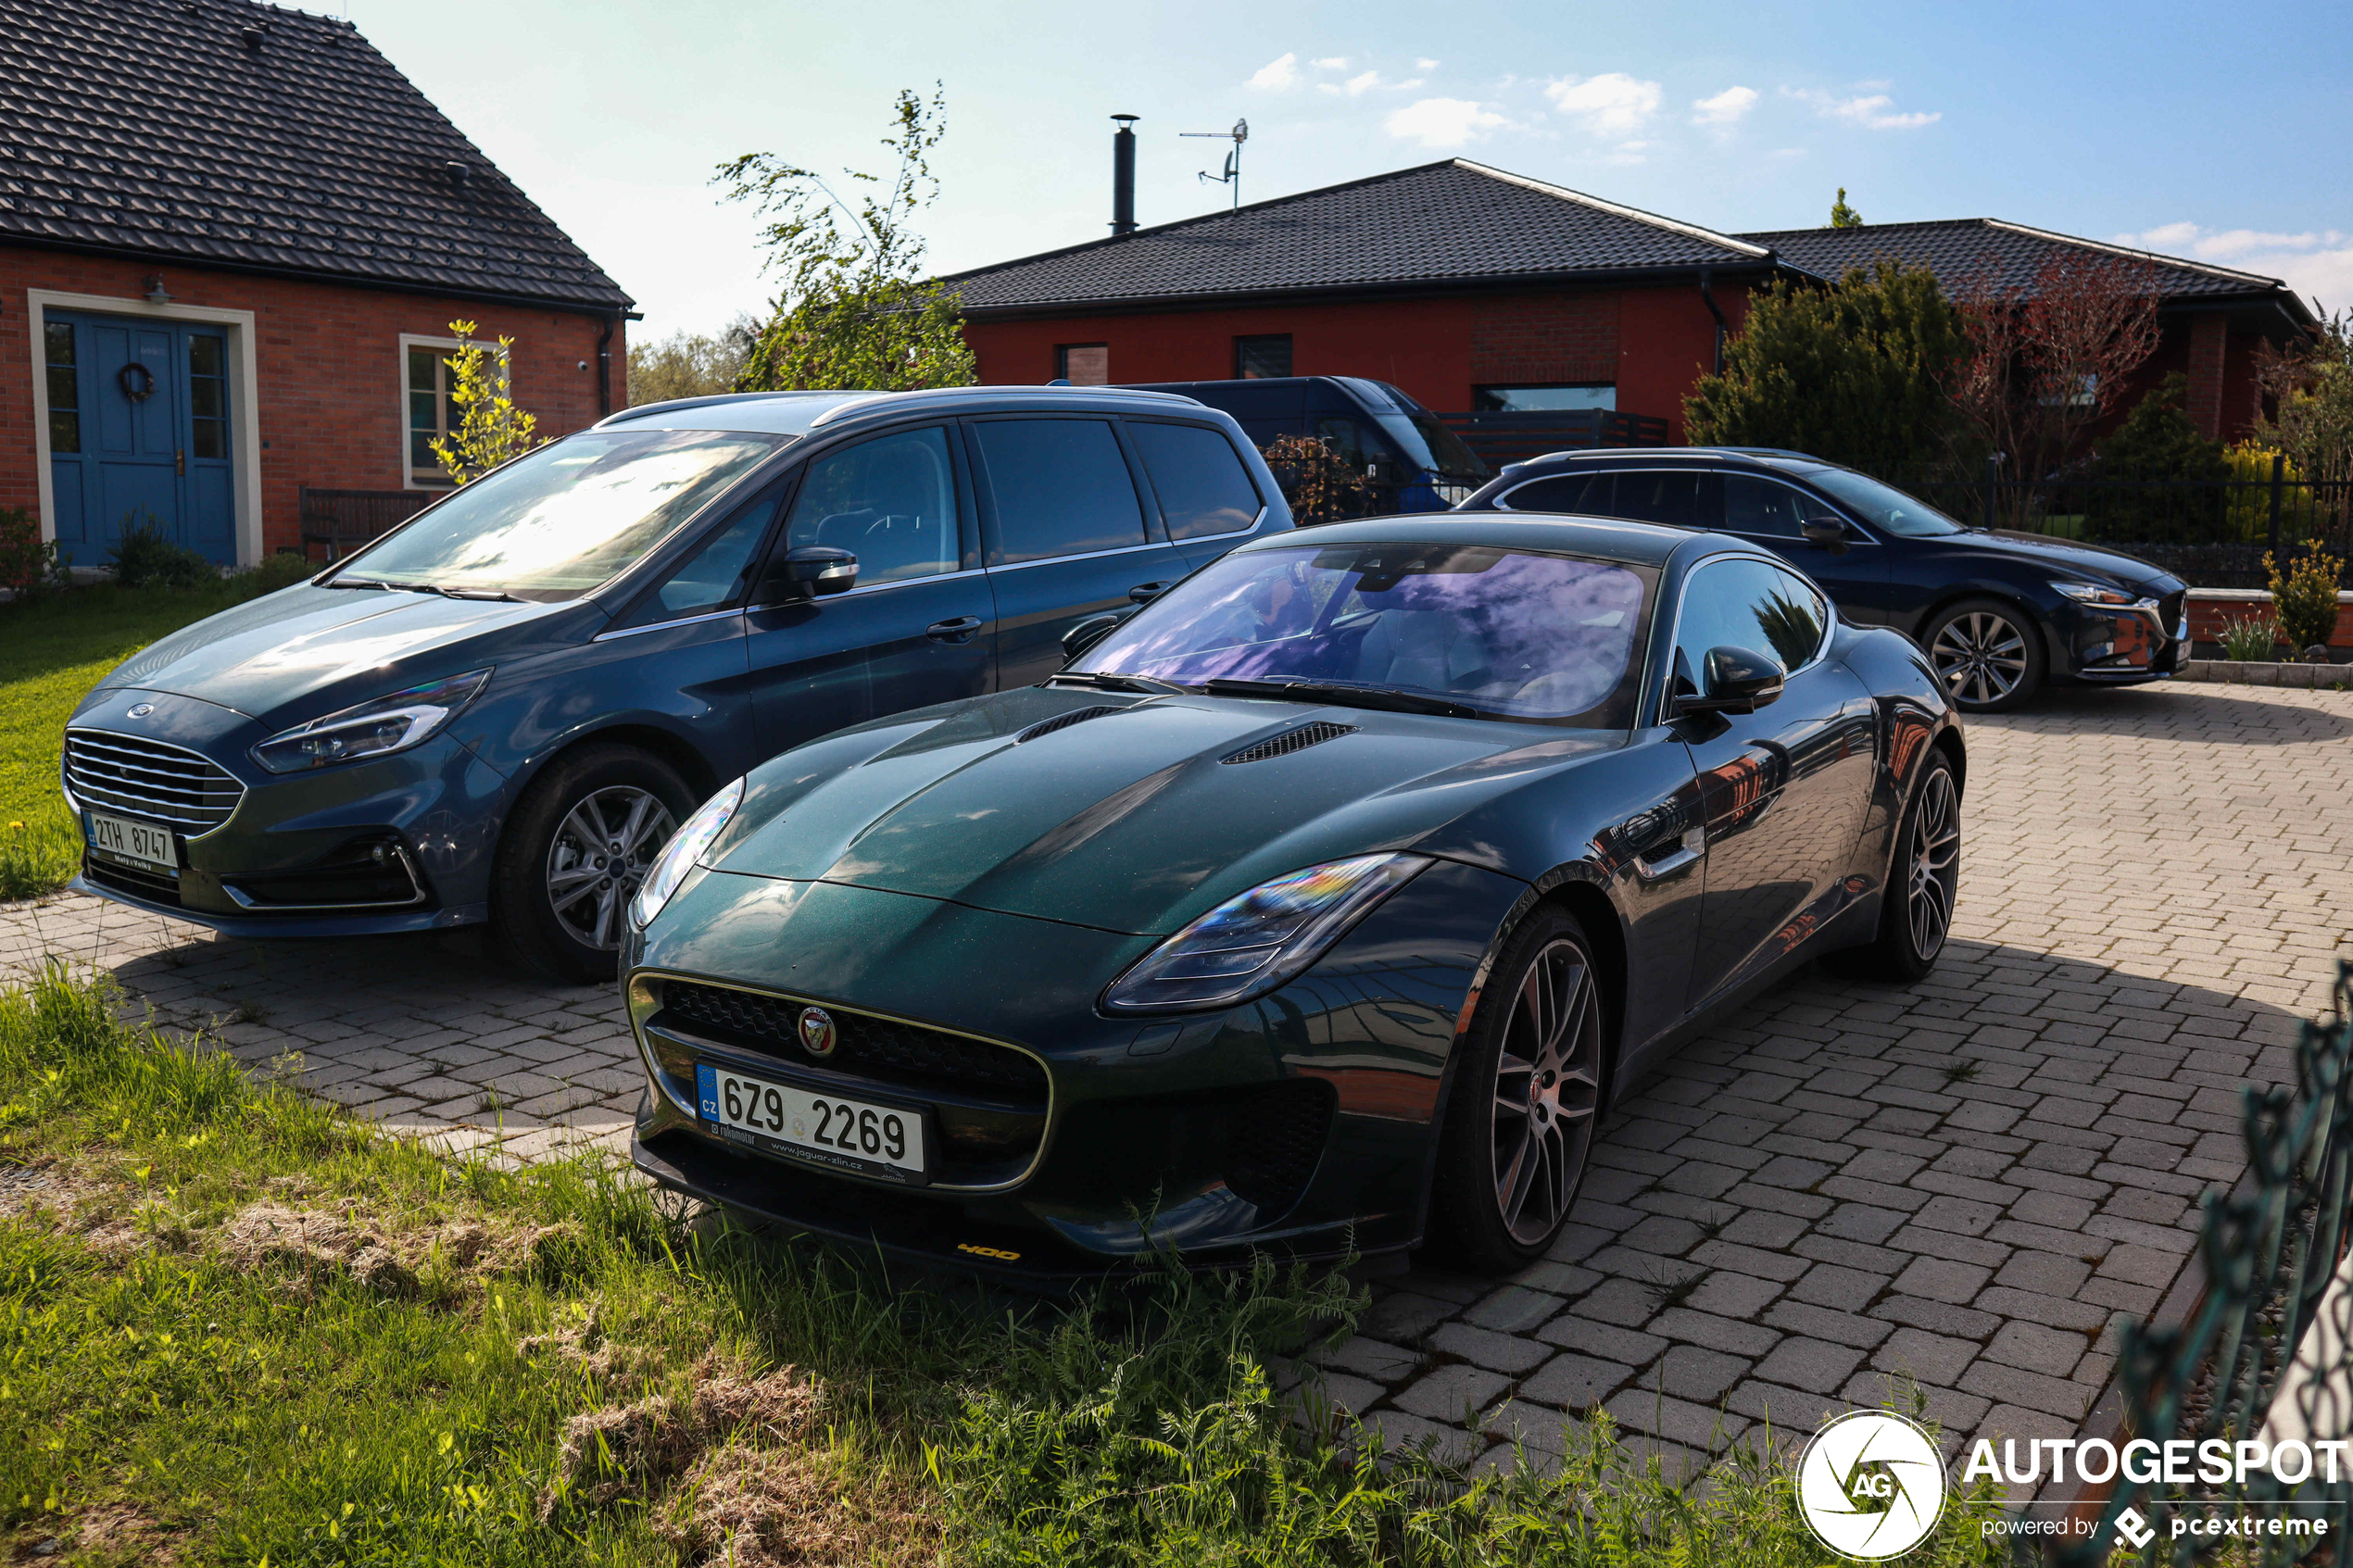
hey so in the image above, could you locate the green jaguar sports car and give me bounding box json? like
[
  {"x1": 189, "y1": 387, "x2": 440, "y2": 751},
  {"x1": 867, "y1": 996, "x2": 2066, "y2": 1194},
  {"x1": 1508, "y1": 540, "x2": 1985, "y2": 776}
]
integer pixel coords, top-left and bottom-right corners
[{"x1": 621, "y1": 513, "x2": 1963, "y2": 1278}]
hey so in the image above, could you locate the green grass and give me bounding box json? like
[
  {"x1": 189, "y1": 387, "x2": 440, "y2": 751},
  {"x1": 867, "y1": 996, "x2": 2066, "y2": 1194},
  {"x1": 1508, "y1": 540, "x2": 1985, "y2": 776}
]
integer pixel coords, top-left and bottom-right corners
[
  {"x1": 0, "y1": 558, "x2": 312, "y2": 899},
  {"x1": 0, "y1": 963, "x2": 2016, "y2": 1565}
]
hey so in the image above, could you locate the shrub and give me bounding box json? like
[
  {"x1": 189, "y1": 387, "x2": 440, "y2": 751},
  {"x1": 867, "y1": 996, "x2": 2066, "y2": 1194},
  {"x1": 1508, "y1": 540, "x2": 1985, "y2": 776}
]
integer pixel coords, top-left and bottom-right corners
[
  {"x1": 2219, "y1": 613, "x2": 2281, "y2": 661},
  {"x1": 2223, "y1": 441, "x2": 2300, "y2": 542},
  {"x1": 106, "y1": 511, "x2": 218, "y2": 588},
  {"x1": 0, "y1": 507, "x2": 67, "y2": 598},
  {"x1": 239, "y1": 548, "x2": 319, "y2": 595},
  {"x1": 2265, "y1": 543, "x2": 2343, "y2": 654}
]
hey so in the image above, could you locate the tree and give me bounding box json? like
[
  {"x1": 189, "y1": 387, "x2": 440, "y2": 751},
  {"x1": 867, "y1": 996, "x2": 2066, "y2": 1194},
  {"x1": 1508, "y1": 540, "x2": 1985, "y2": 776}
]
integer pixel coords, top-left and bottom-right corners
[
  {"x1": 1683, "y1": 259, "x2": 1969, "y2": 476},
  {"x1": 626, "y1": 314, "x2": 761, "y2": 406},
  {"x1": 717, "y1": 86, "x2": 977, "y2": 393},
  {"x1": 428, "y1": 320, "x2": 546, "y2": 485},
  {"x1": 1828, "y1": 188, "x2": 1864, "y2": 229},
  {"x1": 2253, "y1": 307, "x2": 2353, "y2": 490},
  {"x1": 2096, "y1": 373, "x2": 2224, "y2": 480},
  {"x1": 1948, "y1": 253, "x2": 2161, "y2": 495}
]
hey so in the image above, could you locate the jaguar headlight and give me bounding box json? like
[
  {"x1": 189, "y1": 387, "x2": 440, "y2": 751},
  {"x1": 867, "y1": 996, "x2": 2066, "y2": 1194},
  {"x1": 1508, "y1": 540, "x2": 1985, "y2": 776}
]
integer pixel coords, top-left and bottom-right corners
[
  {"x1": 630, "y1": 777, "x2": 744, "y2": 930},
  {"x1": 1101, "y1": 853, "x2": 1429, "y2": 1013},
  {"x1": 249, "y1": 668, "x2": 492, "y2": 774}
]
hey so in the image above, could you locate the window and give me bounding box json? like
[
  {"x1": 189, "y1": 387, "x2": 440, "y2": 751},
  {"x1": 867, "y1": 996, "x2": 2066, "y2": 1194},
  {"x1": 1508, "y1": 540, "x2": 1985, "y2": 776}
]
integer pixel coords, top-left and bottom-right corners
[
  {"x1": 1472, "y1": 383, "x2": 1617, "y2": 413},
  {"x1": 1789, "y1": 466, "x2": 1962, "y2": 537},
  {"x1": 188, "y1": 334, "x2": 227, "y2": 460},
  {"x1": 1720, "y1": 475, "x2": 1808, "y2": 539},
  {"x1": 1315, "y1": 416, "x2": 1384, "y2": 472},
  {"x1": 785, "y1": 426, "x2": 962, "y2": 583},
  {"x1": 1500, "y1": 473, "x2": 1605, "y2": 513},
  {"x1": 972, "y1": 419, "x2": 1146, "y2": 564},
  {"x1": 401, "y1": 334, "x2": 496, "y2": 487},
  {"x1": 615, "y1": 495, "x2": 779, "y2": 629},
  {"x1": 1234, "y1": 334, "x2": 1292, "y2": 379},
  {"x1": 1673, "y1": 557, "x2": 1830, "y2": 689},
  {"x1": 1056, "y1": 344, "x2": 1109, "y2": 385},
  {"x1": 44, "y1": 320, "x2": 79, "y2": 455},
  {"x1": 1609, "y1": 470, "x2": 1716, "y2": 528},
  {"x1": 1129, "y1": 421, "x2": 1261, "y2": 540}
]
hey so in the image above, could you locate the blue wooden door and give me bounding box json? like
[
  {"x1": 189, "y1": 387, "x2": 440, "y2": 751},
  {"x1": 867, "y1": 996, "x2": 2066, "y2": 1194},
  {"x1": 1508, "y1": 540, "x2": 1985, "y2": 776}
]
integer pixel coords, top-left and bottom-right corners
[{"x1": 45, "y1": 312, "x2": 236, "y2": 566}]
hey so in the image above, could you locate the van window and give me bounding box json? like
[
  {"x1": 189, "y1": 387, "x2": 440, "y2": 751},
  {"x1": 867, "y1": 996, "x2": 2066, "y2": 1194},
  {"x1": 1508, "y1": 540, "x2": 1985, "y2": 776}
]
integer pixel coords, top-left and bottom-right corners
[
  {"x1": 614, "y1": 495, "x2": 778, "y2": 628},
  {"x1": 973, "y1": 419, "x2": 1148, "y2": 563},
  {"x1": 1130, "y1": 422, "x2": 1261, "y2": 540},
  {"x1": 785, "y1": 426, "x2": 961, "y2": 583}
]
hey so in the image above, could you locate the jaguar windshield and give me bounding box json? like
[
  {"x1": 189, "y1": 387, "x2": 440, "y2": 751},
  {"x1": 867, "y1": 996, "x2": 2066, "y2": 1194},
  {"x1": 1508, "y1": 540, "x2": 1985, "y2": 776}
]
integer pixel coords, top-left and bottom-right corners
[
  {"x1": 335, "y1": 429, "x2": 787, "y2": 597},
  {"x1": 1073, "y1": 543, "x2": 1654, "y2": 727}
]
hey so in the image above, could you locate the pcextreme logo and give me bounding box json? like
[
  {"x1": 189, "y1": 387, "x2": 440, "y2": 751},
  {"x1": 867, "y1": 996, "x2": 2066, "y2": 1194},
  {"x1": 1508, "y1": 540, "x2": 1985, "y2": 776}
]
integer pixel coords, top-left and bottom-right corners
[{"x1": 1796, "y1": 1411, "x2": 1948, "y2": 1560}]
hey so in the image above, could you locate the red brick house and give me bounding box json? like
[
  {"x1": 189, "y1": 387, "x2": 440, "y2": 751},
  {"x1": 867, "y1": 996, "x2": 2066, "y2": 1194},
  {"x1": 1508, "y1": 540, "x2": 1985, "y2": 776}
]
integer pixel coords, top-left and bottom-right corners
[
  {"x1": 0, "y1": 0, "x2": 634, "y2": 569},
  {"x1": 945, "y1": 159, "x2": 2314, "y2": 445}
]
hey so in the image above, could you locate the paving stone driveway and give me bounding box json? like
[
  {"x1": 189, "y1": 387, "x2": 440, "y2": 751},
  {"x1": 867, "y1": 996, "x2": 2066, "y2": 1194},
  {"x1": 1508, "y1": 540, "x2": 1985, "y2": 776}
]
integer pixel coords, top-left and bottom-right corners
[{"x1": 6, "y1": 683, "x2": 2351, "y2": 1486}]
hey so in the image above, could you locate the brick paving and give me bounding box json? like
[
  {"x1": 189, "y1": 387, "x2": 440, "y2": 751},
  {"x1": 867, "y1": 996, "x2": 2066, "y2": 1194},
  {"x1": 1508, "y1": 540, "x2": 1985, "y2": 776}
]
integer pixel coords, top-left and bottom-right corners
[{"x1": 6, "y1": 682, "x2": 2352, "y2": 1486}]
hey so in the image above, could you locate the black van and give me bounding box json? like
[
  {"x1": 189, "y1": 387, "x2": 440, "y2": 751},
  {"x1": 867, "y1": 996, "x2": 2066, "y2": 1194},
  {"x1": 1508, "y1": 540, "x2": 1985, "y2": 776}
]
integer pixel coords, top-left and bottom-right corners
[{"x1": 1116, "y1": 375, "x2": 1489, "y2": 513}]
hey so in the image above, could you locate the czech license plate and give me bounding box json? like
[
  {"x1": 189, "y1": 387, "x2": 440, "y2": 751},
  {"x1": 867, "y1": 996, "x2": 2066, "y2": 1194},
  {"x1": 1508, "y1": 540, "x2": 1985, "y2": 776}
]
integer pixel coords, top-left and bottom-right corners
[
  {"x1": 85, "y1": 810, "x2": 177, "y2": 872},
  {"x1": 694, "y1": 1061, "x2": 928, "y2": 1185}
]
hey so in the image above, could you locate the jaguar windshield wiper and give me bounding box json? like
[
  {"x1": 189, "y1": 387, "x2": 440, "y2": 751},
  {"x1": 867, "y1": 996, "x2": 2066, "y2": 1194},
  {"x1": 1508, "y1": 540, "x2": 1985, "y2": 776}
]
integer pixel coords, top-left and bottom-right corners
[
  {"x1": 1049, "y1": 671, "x2": 1188, "y2": 696},
  {"x1": 1201, "y1": 677, "x2": 1478, "y2": 719}
]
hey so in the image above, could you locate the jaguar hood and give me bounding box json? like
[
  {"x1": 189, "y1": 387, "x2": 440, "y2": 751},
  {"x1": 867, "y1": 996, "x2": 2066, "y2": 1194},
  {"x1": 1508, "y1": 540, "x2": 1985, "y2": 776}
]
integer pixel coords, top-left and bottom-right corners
[
  {"x1": 80, "y1": 582, "x2": 595, "y2": 729},
  {"x1": 703, "y1": 684, "x2": 1623, "y2": 935}
]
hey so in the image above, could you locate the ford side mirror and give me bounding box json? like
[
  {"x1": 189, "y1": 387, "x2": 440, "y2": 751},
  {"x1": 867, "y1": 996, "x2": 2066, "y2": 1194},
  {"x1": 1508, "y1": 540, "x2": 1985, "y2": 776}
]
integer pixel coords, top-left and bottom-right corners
[
  {"x1": 1675, "y1": 646, "x2": 1785, "y2": 716},
  {"x1": 1062, "y1": 610, "x2": 1130, "y2": 662},
  {"x1": 766, "y1": 546, "x2": 857, "y2": 601},
  {"x1": 1800, "y1": 517, "x2": 1851, "y2": 555}
]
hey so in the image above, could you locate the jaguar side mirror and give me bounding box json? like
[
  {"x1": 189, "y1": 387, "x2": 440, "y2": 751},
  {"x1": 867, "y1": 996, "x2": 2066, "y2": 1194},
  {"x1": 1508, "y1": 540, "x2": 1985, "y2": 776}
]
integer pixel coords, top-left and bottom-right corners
[
  {"x1": 765, "y1": 546, "x2": 858, "y2": 601},
  {"x1": 1674, "y1": 646, "x2": 1785, "y2": 716},
  {"x1": 1800, "y1": 518, "x2": 1851, "y2": 555},
  {"x1": 1062, "y1": 610, "x2": 1130, "y2": 662}
]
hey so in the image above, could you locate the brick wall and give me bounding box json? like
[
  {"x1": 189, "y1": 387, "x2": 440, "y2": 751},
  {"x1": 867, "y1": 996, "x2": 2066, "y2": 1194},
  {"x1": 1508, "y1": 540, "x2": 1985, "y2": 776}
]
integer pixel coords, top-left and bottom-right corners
[
  {"x1": 2183, "y1": 311, "x2": 2228, "y2": 440},
  {"x1": 1467, "y1": 291, "x2": 1618, "y2": 384},
  {"x1": 0, "y1": 245, "x2": 622, "y2": 559}
]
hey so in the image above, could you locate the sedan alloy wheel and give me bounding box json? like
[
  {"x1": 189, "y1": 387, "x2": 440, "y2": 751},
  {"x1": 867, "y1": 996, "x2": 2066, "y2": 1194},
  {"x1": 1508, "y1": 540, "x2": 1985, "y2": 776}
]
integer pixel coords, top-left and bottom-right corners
[{"x1": 1929, "y1": 609, "x2": 2030, "y2": 709}]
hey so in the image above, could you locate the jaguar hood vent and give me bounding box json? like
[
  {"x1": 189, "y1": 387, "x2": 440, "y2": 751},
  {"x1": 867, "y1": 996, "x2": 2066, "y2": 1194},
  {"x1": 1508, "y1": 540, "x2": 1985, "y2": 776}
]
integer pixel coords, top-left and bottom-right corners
[
  {"x1": 1015, "y1": 705, "x2": 1124, "y2": 744},
  {"x1": 1221, "y1": 721, "x2": 1358, "y2": 765}
]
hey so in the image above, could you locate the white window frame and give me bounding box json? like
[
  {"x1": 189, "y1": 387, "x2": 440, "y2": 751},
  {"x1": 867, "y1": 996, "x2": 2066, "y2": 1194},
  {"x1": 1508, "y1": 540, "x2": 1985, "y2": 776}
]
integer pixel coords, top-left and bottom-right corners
[{"x1": 398, "y1": 332, "x2": 504, "y2": 488}]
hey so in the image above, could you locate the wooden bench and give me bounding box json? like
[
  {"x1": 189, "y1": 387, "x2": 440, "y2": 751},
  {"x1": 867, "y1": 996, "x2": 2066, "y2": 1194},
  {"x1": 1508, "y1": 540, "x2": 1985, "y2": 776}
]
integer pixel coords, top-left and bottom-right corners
[{"x1": 297, "y1": 486, "x2": 441, "y2": 561}]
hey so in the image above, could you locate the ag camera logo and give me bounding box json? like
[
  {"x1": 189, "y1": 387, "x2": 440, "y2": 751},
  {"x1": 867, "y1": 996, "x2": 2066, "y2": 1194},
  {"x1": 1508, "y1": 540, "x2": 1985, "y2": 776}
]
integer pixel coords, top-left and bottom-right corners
[{"x1": 1797, "y1": 1411, "x2": 1948, "y2": 1560}]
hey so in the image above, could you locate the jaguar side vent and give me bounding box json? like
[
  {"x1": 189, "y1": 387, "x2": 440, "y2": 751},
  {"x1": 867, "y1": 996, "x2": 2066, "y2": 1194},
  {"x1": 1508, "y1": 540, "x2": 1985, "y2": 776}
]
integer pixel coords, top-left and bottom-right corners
[
  {"x1": 1220, "y1": 721, "x2": 1357, "y2": 765},
  {"x1": 1015, "y1": 705, "x2": 1123, "y2": 744}
]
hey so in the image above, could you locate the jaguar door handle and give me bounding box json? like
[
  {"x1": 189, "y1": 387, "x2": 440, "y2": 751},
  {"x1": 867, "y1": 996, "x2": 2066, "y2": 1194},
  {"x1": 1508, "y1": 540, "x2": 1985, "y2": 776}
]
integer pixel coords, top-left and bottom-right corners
[
  {"x1": 1635, "y1": 827, "x2": 1706, "y2": 881},
  {"x1": 925, "y1": 616, "x2": 984, "y2": 644},
  {"x1": 1128, "y1": 581, "x2": 1172, "y2": 604}
]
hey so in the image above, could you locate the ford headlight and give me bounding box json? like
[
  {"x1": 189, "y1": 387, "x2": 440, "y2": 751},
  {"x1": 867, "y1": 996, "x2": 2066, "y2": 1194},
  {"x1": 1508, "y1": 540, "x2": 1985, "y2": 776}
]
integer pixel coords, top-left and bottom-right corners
[
  {"x1": 630, "y1": 777, "x2": 744, "y2": 930},
  {"x1": 1101, "y1": 853, "x2": 1428, "y2": 1013},
  {"x1": 249, "y1": 668, "x2": 492, "y2": 774}
]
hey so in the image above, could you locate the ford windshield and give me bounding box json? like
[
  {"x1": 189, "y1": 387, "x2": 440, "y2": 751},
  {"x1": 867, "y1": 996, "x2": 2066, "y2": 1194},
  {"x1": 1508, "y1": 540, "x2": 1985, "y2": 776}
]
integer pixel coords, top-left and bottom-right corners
[{"x1": 333, "y1": 429, "x2": 787, "y2": 598}]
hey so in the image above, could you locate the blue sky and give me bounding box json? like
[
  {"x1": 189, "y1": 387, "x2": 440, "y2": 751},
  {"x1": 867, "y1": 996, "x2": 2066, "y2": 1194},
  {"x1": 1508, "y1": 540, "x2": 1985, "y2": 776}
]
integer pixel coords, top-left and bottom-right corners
[{"x1": 350, "y1": 0, "x2": 2353, "y2": 341}]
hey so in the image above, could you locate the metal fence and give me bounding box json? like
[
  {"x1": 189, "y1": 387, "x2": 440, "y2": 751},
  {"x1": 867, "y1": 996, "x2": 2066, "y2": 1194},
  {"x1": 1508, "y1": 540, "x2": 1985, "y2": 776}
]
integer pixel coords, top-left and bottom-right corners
[
  {"x1": 1434, "y1": 409, "x2": 1674, "y2": 470},
  {"x1": 2032, "y1": 960, "x2": 2353, "y2": 1565},
  {"x1": 1897, "y1": 458, "x2": 2353, "y2": 588}
]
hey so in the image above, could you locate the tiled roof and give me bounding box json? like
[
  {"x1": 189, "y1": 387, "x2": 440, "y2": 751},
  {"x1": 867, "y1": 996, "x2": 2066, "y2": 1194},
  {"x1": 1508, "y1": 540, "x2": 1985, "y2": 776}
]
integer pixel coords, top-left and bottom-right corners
[
  {"x1": 943, "y1": 159, "x2": 1770, "y2": 313},
  {"x1": 1740, "y1": 218, "x2": 2297, "y2": 310},
  {"x1": 0, "y1": 0, "x2": 631, "y2": 310}
]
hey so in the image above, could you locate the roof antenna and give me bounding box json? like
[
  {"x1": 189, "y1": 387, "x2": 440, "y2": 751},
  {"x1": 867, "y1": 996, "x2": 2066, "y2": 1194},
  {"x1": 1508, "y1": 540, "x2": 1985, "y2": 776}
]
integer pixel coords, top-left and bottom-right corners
[{"x1": 1181, "y1": 119, "x2": 1247, "y2": 211}]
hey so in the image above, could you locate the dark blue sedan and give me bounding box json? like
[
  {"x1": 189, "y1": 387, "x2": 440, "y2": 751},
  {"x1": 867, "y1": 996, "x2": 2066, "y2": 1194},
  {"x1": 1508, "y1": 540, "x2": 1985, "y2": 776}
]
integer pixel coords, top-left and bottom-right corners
[
  {"x1": 1457, "y1": 448, "x2": 2189, "y2": 711},
  {"x1": 61, "y1": 385, "x2": 1290, "y2": 978}
]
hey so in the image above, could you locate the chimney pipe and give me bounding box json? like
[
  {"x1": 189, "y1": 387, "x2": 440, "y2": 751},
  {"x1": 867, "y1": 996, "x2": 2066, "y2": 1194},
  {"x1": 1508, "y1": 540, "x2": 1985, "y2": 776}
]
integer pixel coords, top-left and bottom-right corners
[{"x1": 1110, "y1": 114, "x2": 1139, "y2": 236}]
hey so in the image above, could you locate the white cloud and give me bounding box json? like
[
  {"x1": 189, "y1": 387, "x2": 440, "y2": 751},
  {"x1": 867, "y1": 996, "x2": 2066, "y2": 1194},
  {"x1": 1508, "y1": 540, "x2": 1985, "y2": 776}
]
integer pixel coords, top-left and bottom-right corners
[
  {"x1": 1787, "y1": 86, "x2": 1940, "y2": 130},
  {"x1": 1542, "y1": 72, "x2": 1662, "y2": 138},
  {"x1": 1248, "y1": 52, "x2": 1299, "y2": 90},
  {"x1": 1692, "y1": 85, "x2": 1758, "y2": 126},
  {"x1": 1416, "y1": 57, "x2": 1440, "y2": 70},
  {"x1": 2113, "y1": 222, "x2": 2353, "y2": 312},
  {"x1": 1344, "y1": 69, "x2": 1382, "y2": 94},
  {"x1": 1385, "y1": 97, "x2": 1507, "y2": 149},
  {"x1": 1312, "y1": 56, "x2": 1348, "y2": 69}
]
